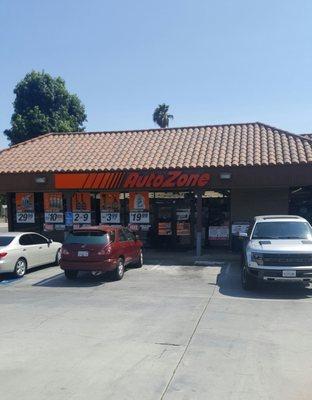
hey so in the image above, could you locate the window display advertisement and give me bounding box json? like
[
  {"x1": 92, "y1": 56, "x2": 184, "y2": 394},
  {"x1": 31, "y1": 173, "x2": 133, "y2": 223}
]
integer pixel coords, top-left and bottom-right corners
[
  {"x1": 208, "y1": 226, "x2": 229, "y2": 240},
  {"x1": 44, "y1": 193, "x2": 64, "y2": 224},
  {"x1": 231, "y1": 222, "x2": 250, "y2": 236},
  {"x1": 177, "y1": 222, "x2": 191, "y2": 236},
  {"x1": 176, "y1": 209, "x2": 190, "y2": 221},
  {"x1": 129, "y1": 192, "x2": 150, "y2": 224},
  {"x1": 158, "y1": 222, "x2": 172, "y2": 235},
  {"x1": 72, "y1": 193, "x2": 91, "y2": 224},
  {"x1": 100, "y1": 192, "x2": 120, "y2": 224},
  {"x1": 16, "y1": 193, "x2": 35, "y2": 223}
]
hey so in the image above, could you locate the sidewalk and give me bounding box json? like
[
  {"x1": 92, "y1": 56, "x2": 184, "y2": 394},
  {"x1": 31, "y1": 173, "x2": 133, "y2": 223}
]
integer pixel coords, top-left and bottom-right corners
[{"x1": 144, "y1": 247, "x2": 241, "y2": 266}]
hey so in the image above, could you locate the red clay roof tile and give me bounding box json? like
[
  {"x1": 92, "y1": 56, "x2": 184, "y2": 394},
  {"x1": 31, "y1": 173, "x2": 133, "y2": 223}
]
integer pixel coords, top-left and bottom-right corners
[{"x1": 0, "y1": 122, "x2": 312, "y2": 174}]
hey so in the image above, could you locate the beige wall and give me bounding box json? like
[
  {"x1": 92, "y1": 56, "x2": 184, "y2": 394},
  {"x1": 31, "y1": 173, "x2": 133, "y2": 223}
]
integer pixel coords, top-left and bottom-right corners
[{"x1": 231, "y1": 188, "x2": 289, "y2": 222}]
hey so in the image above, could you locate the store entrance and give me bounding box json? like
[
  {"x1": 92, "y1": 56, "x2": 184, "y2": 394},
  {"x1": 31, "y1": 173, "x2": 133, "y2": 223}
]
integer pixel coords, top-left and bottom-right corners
[
  {"x1": 146, "y1": 190, "x2": 231, "y2": 250},
  {"x1": 149, "y1": 193, "x2": 195, "y2": 250}
]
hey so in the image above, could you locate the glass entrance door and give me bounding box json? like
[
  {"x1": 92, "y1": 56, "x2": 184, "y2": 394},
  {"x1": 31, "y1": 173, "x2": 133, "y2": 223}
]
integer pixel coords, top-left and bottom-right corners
[{"x1": 151, "y1": 193, "x2": 194, "y2": 250}]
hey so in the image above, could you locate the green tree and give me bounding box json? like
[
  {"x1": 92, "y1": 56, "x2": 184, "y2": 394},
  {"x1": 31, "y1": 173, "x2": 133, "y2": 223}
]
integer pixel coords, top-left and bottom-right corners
[
  {"x1": 153, "y1": 104, "x2": 174, "y2": 128},
  {"x1": 4, "y1": 71, "x2": 87, "y2": 145}
]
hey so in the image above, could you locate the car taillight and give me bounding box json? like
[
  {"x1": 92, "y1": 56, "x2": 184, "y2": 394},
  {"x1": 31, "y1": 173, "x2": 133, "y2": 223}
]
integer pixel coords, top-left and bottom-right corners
[
  {"x1": 98, "y1": 246, "x2": 111, "y2": 256},
  {"x1": 0, "y1": 252, "x2": 8, "y2": 259},
  {"x1": 61, "y1": 248, "x2": 70, "y2": 255}
]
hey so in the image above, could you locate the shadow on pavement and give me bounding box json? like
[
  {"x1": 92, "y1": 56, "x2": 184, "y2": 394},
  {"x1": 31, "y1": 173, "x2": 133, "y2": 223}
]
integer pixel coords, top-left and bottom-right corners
[
  {"x1": 143, "y1": 248, "x2": 240, "y2": 267},
  {"x1": 33, "y1": 271, "x2": 113, "y2": 288},
  {"x1": 0, "y1": 264, "x2": 57, "y2": 283},
  {"x1": 217, "y1": 262, "x2": 312, "y2": 300},
  {"x1": 0, "y1": 274, "x2": 21, "y2": 284}
]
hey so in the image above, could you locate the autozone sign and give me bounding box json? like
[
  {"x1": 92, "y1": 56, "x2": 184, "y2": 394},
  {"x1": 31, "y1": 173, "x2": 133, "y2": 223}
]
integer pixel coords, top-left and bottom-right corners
[
  {"x1": 123, "y1": 171, "x2": 210, "y2": 189},
  {"x1": 55, "y1": 170, "x2": 210, "y2": 190}
]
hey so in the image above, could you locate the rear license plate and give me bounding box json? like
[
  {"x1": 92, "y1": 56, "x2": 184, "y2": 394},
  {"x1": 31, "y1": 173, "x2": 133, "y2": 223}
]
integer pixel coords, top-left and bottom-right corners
[
  {"x1": 78, "y1": 251, "x2": 89, "y2": 257},
  {"x1": 282, "y1": 270, "x2": 296, "y2": 278}
]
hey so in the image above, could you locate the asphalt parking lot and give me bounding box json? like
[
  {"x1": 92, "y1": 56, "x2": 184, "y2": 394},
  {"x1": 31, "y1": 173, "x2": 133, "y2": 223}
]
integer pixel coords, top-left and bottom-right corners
[{"x1": 1, "y1": 258, "x2": 312, "y2": 400}]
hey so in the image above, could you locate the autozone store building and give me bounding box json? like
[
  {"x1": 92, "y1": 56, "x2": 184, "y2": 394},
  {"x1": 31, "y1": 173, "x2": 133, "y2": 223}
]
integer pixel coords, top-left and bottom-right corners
[{"x1": 1, "y1": 122, "x2": 312, "y2": 255}]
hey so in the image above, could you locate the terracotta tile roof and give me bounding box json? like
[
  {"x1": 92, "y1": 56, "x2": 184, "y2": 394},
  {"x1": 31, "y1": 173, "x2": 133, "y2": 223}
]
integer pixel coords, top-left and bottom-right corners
[
  {"x1": 1, "y1": 122, "x2": 312, "y2": 174},
  {"x1": 301, "y1": 133, "x2": 312, "y2": 139}
]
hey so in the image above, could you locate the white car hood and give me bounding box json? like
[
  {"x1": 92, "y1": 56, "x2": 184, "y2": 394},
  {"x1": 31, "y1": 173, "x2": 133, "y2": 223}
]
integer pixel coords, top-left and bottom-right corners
[{"x1": 249, "y1": 239, "x2": 312, "y2": 253}]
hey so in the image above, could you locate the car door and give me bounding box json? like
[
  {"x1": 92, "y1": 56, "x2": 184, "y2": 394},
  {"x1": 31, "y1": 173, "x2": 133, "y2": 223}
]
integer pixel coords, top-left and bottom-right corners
[
  {"x1": 118, "y1": 229, "x2": 131, "y2": 264},
  {"x1": 124, "y1": 229, "x2": 138, "y2": 263},
  {"x1": 30, "y1": 234, "x2": 53, "y2": 265},
  {"x1": 18, "y1": 234, "x2": 38, "y2": 268}
]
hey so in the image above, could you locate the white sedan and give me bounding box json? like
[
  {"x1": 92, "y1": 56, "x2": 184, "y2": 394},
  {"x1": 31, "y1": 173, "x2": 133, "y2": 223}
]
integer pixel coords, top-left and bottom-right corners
[{"x1": 0, "y1": 232, "x2": 62, "y2": 278}]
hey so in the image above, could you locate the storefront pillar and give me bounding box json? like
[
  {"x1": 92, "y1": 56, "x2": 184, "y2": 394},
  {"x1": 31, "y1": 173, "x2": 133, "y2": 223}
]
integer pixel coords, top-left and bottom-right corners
[
  {"x1": 6, "y1": 193, "x2": 13, "y2": 232},
  {"x1": 196, "y1": 191, "x2": 203, "y2": 257},
  {"x1": 64, "y1": 191, "x2": 73, "y2": 238}
]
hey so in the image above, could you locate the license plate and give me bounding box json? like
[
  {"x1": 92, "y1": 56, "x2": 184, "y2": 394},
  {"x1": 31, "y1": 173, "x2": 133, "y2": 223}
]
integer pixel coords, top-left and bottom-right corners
[
  {"x1": 78, "y1": 251, "x2": 89, "y2": 257},
  {"x1": 282, "y1": 270, "x2": 296, "y2": 278}
]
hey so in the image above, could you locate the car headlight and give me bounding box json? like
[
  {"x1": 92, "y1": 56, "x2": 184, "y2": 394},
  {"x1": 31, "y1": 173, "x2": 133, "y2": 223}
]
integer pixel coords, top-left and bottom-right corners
[{"x1": 251, "y1": 252, "x2": 263, "y2": 265}]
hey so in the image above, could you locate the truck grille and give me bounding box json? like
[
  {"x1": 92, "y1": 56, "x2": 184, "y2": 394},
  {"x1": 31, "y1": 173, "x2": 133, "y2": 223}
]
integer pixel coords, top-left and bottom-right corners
[{"x1": 263, "y1": 253, "x2": 312, "y2": 267}]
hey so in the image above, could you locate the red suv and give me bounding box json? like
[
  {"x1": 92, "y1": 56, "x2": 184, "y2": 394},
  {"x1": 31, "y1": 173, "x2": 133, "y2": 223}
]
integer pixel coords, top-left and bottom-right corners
[{"x1": 60, "y1": 226, "x2": 143, "y2": 280}]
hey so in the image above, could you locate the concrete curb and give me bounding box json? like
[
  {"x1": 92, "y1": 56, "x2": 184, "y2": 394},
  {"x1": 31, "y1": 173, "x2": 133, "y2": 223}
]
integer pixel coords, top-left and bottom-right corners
[{"x1": 194, "y1": 260, "x2": 225, "y2": 266}]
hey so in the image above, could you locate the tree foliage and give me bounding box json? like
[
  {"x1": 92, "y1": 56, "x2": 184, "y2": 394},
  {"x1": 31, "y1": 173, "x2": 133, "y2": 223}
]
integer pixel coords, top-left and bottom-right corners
[
  {"x1": 4, "y1": 71, "x2": 87, "y2": 145},
  {"x1": 153, "y1": 104, "x2": 173, "y2": 128}
]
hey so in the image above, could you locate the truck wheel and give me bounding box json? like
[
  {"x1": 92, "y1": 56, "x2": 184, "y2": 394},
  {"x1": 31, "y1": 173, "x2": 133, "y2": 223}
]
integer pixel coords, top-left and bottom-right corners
[
  {"x1": 241, "y1": 266, "x2": 256, "y2": 290},
  {"x1": 112, "y1": 258, "x2": 124, "y2": 281},
  {"x1": 64, "y1": 270, "x2": 78, "y2": 280}
]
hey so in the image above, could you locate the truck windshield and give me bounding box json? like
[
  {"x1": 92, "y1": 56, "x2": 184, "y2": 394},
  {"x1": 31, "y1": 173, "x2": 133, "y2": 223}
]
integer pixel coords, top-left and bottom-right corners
[
  {"x1": 252, "y1": 221, "x2": 312, "y2": 240},
  {"x1": 65, "y1": 231, "x2": 110, "y2": 245}
]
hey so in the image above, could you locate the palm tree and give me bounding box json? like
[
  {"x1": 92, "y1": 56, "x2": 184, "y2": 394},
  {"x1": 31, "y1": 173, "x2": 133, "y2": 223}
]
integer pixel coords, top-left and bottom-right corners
[{"x1": 153, "y1": 104, "x2": 174, "y2": 128}]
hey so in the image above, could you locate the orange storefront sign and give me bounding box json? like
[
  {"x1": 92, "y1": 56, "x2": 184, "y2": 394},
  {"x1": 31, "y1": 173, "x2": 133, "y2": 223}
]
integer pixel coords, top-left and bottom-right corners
[
  {"x1": 55, "y1": 172, "x2": 125, "y2": 190},
  {"x1": 54, "y1": 170, "x2": 210, "y2": 190},
  {"x1": 124, "y1": 171, "x2": 210, "y2": 190}
]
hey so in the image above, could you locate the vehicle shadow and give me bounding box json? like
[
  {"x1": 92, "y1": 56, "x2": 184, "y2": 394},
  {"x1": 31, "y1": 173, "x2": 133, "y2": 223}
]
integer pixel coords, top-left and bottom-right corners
[
  {"x1": 0, "y1": 274, "x2": 20, "y2": 284},
  {"x1": 143, "y1": 249, "x2": 239, "y2": 267},
  {"x1": 0, "y1": 263, "x2": 57, "y2": 283},
  {"x1": 217, "y1": 262, "x2": 312, "y2": 300},
  {"x1": 33, "y1": 271, "x2": 114, "y2": 288}
]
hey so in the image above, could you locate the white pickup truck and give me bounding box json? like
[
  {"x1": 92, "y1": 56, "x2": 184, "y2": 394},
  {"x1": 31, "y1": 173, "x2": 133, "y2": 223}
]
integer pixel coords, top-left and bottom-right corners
[{"x1": 241, "y1": 215, "x2": 312, "y2": 290}]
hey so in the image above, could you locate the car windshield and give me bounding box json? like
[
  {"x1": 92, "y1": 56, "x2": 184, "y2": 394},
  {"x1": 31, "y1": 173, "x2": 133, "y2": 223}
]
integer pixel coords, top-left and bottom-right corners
[
  {"x1": 252, "y1": 221, "x2": 312, "y2": 240},
  {"x1": 0, "y1": 236, "x2": 14, "y2": 246},
  {"x1": 65, "y1": 231, "x2": 110, "y2": 245}
]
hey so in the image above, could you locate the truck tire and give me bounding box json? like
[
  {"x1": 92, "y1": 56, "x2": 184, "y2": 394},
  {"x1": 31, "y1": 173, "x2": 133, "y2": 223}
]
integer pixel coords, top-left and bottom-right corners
[{"x1": 241, "y1": 265, "x2": 257, "y2": 290}]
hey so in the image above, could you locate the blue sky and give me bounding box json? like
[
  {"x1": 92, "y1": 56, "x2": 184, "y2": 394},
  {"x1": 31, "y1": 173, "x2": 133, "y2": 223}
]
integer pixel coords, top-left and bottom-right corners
[{"x1": 1, "y1": 0, "x2": 312, "y2": 149}]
